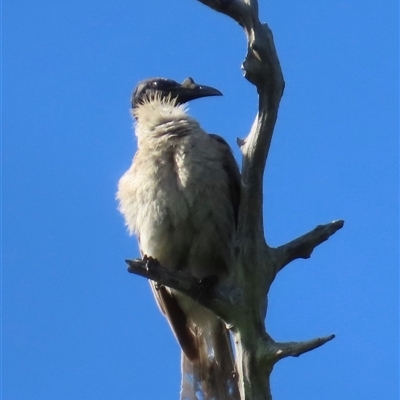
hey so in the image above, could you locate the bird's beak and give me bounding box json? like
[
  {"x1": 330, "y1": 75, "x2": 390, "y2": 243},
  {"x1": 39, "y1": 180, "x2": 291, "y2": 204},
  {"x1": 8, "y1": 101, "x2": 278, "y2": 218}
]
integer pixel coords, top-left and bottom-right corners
[{"x1": 174, "y1": 77, "x2": 223, "y2": 103}]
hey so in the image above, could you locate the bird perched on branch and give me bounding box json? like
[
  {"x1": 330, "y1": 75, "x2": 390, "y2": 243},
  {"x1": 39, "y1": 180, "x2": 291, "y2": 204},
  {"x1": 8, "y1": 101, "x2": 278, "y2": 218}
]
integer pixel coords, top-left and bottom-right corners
[{"x1": 117, "y1": 77, "x2": 241, "y2": 400}]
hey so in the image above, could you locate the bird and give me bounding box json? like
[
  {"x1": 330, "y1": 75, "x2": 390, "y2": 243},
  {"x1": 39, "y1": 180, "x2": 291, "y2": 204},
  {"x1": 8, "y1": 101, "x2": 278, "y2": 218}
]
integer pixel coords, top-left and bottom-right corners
[{"x1": 117, "y1": 77, "x2": 241, "y2": 400}]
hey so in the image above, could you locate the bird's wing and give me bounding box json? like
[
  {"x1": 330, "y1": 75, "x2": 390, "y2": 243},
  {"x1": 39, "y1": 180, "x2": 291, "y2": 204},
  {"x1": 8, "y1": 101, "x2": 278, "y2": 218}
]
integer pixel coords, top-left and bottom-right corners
[
  {"x1": 149, "y1": 281, "x2": 199, "y2": 361},
  {"x1": 208, "y1": 134, "x2": 241, "y2": 228},
  {"x1": 140, "y1": 242, "x2": 199, "y2": 361}
]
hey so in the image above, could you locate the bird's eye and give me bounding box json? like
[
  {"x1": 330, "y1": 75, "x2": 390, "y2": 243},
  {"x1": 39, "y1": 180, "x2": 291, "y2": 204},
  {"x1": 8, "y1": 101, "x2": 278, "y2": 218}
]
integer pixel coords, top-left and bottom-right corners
[{"x1": 151, "y1": 81, "x2": 158, "y2": 88}]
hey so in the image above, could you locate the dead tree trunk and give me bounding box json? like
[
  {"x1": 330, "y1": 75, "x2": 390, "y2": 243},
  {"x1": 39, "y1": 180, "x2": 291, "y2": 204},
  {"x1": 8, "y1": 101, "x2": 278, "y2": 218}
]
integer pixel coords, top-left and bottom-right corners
[{"x1": 127, "y1": 0, "x2": 343, "y2": 398}]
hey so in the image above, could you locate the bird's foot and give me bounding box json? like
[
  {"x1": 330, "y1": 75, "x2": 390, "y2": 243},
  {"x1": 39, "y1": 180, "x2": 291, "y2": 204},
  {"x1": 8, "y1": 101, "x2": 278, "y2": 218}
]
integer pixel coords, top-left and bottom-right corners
[{"x1": 142, "y1": 255, "x2": 161, "y2": 284}]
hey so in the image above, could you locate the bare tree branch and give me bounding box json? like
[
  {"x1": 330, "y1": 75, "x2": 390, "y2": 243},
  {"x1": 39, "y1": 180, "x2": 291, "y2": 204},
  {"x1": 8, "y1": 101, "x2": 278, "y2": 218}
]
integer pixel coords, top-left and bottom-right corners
[
  {"x1": 270, "y1": 334, "x2": 336, "y2": 361},
  {"x1": 275, "y1": 220, "x2": 345, "y2": 272},
  {"x1": 126, "y1": 257, "x2": 241, "y2": 324},
  {"x1": 193, "y1": 1, "x2": 340, "y2": 399},
  {"x1": 199, "y1": 0, "x2": 284, "y2": 241}
]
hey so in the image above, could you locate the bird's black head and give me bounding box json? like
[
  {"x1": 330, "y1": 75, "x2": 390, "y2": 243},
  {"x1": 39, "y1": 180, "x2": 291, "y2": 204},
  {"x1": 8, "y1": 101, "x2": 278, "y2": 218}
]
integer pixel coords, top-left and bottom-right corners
[{"x1": 131, "y1": 77, "x2": 222, "y2": 109}]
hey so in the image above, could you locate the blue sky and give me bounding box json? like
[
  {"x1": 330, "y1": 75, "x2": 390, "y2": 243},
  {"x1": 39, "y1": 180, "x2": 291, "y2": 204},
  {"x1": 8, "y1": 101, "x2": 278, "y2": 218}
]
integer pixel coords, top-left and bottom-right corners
[{"x1": 3, "y1": 1, "x2": 398, "y2": 399}]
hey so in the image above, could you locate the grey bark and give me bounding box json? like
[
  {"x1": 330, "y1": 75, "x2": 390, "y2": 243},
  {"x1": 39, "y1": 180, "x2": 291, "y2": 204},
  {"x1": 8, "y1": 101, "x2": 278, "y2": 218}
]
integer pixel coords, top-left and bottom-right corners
[{"x1": 126, "y1": 0, "x2": 343, "y2": 398}]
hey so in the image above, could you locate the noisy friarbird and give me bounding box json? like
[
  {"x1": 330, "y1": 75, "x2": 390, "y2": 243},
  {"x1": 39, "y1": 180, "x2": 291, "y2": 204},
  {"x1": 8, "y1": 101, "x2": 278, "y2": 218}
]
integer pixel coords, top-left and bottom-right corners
[{"x1": 117, "y1": 77, "x2": 241, "y2": 400}]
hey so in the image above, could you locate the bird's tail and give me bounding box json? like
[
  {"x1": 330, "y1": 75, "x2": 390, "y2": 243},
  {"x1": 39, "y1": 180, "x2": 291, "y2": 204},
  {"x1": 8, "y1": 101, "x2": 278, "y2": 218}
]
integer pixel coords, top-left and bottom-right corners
[{"x1": 180, "y1": 316, "x2": 239, "y2": 400}]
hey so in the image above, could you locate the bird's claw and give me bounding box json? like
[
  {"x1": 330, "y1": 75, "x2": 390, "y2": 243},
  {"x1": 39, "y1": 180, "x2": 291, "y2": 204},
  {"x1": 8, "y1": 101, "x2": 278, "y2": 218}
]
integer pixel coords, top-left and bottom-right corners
[{"x1": 143, "y1": 255, "x2": 161, "y2": 281}]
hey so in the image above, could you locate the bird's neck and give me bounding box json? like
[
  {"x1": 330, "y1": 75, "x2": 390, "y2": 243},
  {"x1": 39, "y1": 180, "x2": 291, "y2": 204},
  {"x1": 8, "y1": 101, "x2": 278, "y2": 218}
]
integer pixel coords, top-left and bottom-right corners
[{"x1": 133, "y1": 99, "x2": 199, "y2": 144}]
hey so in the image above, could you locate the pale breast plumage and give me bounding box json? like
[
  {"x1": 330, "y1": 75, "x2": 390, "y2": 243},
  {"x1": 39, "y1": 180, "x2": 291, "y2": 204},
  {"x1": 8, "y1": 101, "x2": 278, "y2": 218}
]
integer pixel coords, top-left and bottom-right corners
[{"x1": 117, "y1": 99, "x2": 235, "y2": 278}]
